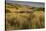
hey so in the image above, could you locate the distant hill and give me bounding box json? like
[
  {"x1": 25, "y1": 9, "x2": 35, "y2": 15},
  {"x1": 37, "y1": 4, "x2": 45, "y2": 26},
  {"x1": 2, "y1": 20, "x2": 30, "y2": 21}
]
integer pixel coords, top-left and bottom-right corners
[
  {"x1": 6, "y1": 3, "x2": 33, "y2": 13},
  {"x1": 6, "y1": 3, "x2": 44, "y2": 13}
]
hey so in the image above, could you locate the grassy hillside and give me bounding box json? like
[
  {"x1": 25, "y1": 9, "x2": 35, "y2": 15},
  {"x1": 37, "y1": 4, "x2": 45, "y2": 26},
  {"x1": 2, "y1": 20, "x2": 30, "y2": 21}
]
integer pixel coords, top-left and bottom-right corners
[{"x1": 6, "y1": 3, "x2": 45, "y2": 30}]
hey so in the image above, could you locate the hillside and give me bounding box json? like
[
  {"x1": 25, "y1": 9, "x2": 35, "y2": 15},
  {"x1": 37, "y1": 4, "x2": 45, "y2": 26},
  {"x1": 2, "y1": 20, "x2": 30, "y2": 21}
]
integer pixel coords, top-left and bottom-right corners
[{"x1": 6, "y1": 3, "x2": 45, "y2": 30}]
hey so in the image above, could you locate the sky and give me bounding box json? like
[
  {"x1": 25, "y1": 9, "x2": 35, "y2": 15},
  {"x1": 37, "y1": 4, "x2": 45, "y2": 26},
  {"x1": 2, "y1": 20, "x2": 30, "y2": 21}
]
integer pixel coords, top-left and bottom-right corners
[
  {"x1": 6, "y1": 0, "x2": 44, "y2": 2},
  {"x1": 6, "y1": 0, "x2": 44, "y2": 8}
]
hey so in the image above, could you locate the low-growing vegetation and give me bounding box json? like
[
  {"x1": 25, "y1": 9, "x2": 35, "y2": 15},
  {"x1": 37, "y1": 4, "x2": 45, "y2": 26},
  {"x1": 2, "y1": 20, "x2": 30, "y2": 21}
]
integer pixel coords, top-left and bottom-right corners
[{"x1": 5, "y1": 3, "x2": 45, "y2": 30}]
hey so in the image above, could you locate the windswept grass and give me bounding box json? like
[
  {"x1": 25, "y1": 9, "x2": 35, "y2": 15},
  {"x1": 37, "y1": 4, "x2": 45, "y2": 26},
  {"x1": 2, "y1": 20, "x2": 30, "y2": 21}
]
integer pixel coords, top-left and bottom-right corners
[{"x1": 6, "y1": 3, "x2": 45, "y2": 30}]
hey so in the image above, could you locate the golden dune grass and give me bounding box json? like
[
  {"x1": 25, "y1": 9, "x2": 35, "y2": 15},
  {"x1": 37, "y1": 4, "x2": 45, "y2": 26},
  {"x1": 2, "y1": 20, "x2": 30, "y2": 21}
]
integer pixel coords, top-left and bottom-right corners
[{"x1": 6, "y1": 3, "x2": 45, "y2": 30}]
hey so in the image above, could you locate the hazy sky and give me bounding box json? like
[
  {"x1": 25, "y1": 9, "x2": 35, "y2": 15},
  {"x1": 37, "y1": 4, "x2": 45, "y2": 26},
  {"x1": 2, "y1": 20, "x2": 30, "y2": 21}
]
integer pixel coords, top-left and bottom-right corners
[
  {"x1": 6, "y1": 0, "x2": 44, "y2": 8},
  {"x1": 6, "y1": 0, "x2": 44, "y2": 2}
]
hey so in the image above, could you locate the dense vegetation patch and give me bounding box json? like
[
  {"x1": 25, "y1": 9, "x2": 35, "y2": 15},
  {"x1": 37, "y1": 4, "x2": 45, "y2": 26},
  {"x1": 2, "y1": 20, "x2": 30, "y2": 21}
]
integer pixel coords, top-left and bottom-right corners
[{"x1": 6, "y1": 3, "x2": 45, "y2": 30}]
